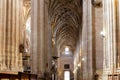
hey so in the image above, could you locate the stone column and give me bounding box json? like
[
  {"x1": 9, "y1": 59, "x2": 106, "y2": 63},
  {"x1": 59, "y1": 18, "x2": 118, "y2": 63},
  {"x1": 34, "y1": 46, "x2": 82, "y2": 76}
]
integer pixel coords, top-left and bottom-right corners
[
  {"x1": 116, "y1": 0, "x2": 120, "y2": 68},
  {"x1": 92, "y1": 0, "x2": 103, "y2": 79},
  {"x1": 82, "y1": 0, "x2": 95, "y2": 80},
  {"x1": 0, "y1": 0, "x2": 7, "y2": 70},
  {"x1": 103, "y1": 0, "x2": 116, "y2": 71},
  {"x1": 31, "y1": 0, "x2": 46, "y2": 78},
  {"x1": 0, "y1": 0, "x2": 23, "y2": 73},
  {"x1": 31, "y1": 0, "x2": 38, "y2": 74},
  {"x1": 103, "y1": 1, "x2": 117, "y2": 80},
  {"x1": 16, "y1": 0, "x2": 23, "y2": 72},
  {"x1": 0, "y1": 0, "x2": 2, "y2": 70}
]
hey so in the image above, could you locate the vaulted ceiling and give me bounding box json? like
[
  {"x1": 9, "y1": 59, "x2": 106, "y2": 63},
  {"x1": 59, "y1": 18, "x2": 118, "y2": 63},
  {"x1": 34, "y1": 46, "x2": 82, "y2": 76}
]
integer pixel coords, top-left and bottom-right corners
[{"x1": 48, "y1": 0, "x2": 82, "y2": 53}]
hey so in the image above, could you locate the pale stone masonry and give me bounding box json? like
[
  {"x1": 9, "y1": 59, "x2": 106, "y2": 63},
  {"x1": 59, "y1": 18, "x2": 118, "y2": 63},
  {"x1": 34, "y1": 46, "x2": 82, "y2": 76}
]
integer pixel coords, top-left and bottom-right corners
[
  {"x1": 0, "y1": 0, "x2": 23, "y2": 73},
  {"x1": 0, "y1": 0, "x2": 120, "y2": 80},
  {"x1": 31, "y1": 0, "x2": 48, "y2": 78}
]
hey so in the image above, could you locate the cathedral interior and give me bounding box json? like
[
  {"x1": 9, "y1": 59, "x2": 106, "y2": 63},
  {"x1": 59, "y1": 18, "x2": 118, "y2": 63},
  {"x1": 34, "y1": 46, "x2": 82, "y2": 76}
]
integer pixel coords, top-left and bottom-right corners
[{"x1": 0, "y1": 0, "x2": 120, "y2": 80}]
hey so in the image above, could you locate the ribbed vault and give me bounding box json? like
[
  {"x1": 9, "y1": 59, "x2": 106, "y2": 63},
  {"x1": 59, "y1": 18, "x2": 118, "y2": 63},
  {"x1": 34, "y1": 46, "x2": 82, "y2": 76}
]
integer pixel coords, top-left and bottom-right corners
[{"x1": 48, "y1": 0, "x2": 82, "y2": 53}]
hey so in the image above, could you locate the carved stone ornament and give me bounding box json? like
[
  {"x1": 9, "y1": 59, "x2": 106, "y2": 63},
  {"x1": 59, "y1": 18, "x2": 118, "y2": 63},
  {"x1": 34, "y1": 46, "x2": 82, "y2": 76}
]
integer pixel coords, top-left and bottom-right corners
[{"x1": 19, "y1": 44, "x2": 25, "y2": 53}]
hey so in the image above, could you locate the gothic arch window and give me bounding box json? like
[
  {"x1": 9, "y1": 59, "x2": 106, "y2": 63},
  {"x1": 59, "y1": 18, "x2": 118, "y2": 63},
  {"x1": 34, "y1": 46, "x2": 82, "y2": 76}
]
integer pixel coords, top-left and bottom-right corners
[
  {"x1": 26, "y1": 17, "x2": 31, "y2": 37},
  {"x1": 25, "y1": 16, "x2": 31, "y2": 53}
]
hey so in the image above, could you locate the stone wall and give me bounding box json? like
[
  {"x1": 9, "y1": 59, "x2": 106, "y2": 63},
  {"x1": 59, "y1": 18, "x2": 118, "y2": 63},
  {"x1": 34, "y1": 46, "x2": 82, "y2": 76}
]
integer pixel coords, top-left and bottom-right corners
[{"x1": 58, "y1": 53, "x2": 74, "y2": 80}]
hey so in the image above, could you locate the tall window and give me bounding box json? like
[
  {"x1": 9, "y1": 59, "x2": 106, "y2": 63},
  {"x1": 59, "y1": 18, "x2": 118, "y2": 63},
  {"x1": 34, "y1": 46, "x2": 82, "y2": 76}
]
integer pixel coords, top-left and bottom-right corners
[
  {"x1": 25, "y1": 17, "x2": 31, "y2": 53},
  {"x1": 64, "y1": 71, "x2": 70, "y2": 80},
  {"x1": 26, "y1": 17, "x2": 31, "y2": 38}
]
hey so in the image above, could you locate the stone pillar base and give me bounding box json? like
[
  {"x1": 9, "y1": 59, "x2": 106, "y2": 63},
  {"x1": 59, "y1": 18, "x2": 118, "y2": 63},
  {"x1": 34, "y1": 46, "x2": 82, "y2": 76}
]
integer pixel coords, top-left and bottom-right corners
[
  {"x1": 0, "y1": 71, "x2": 18, "y2": 74},
  {"x1": 1, "y1": 64, "x2": 7, "y2": 70}
]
